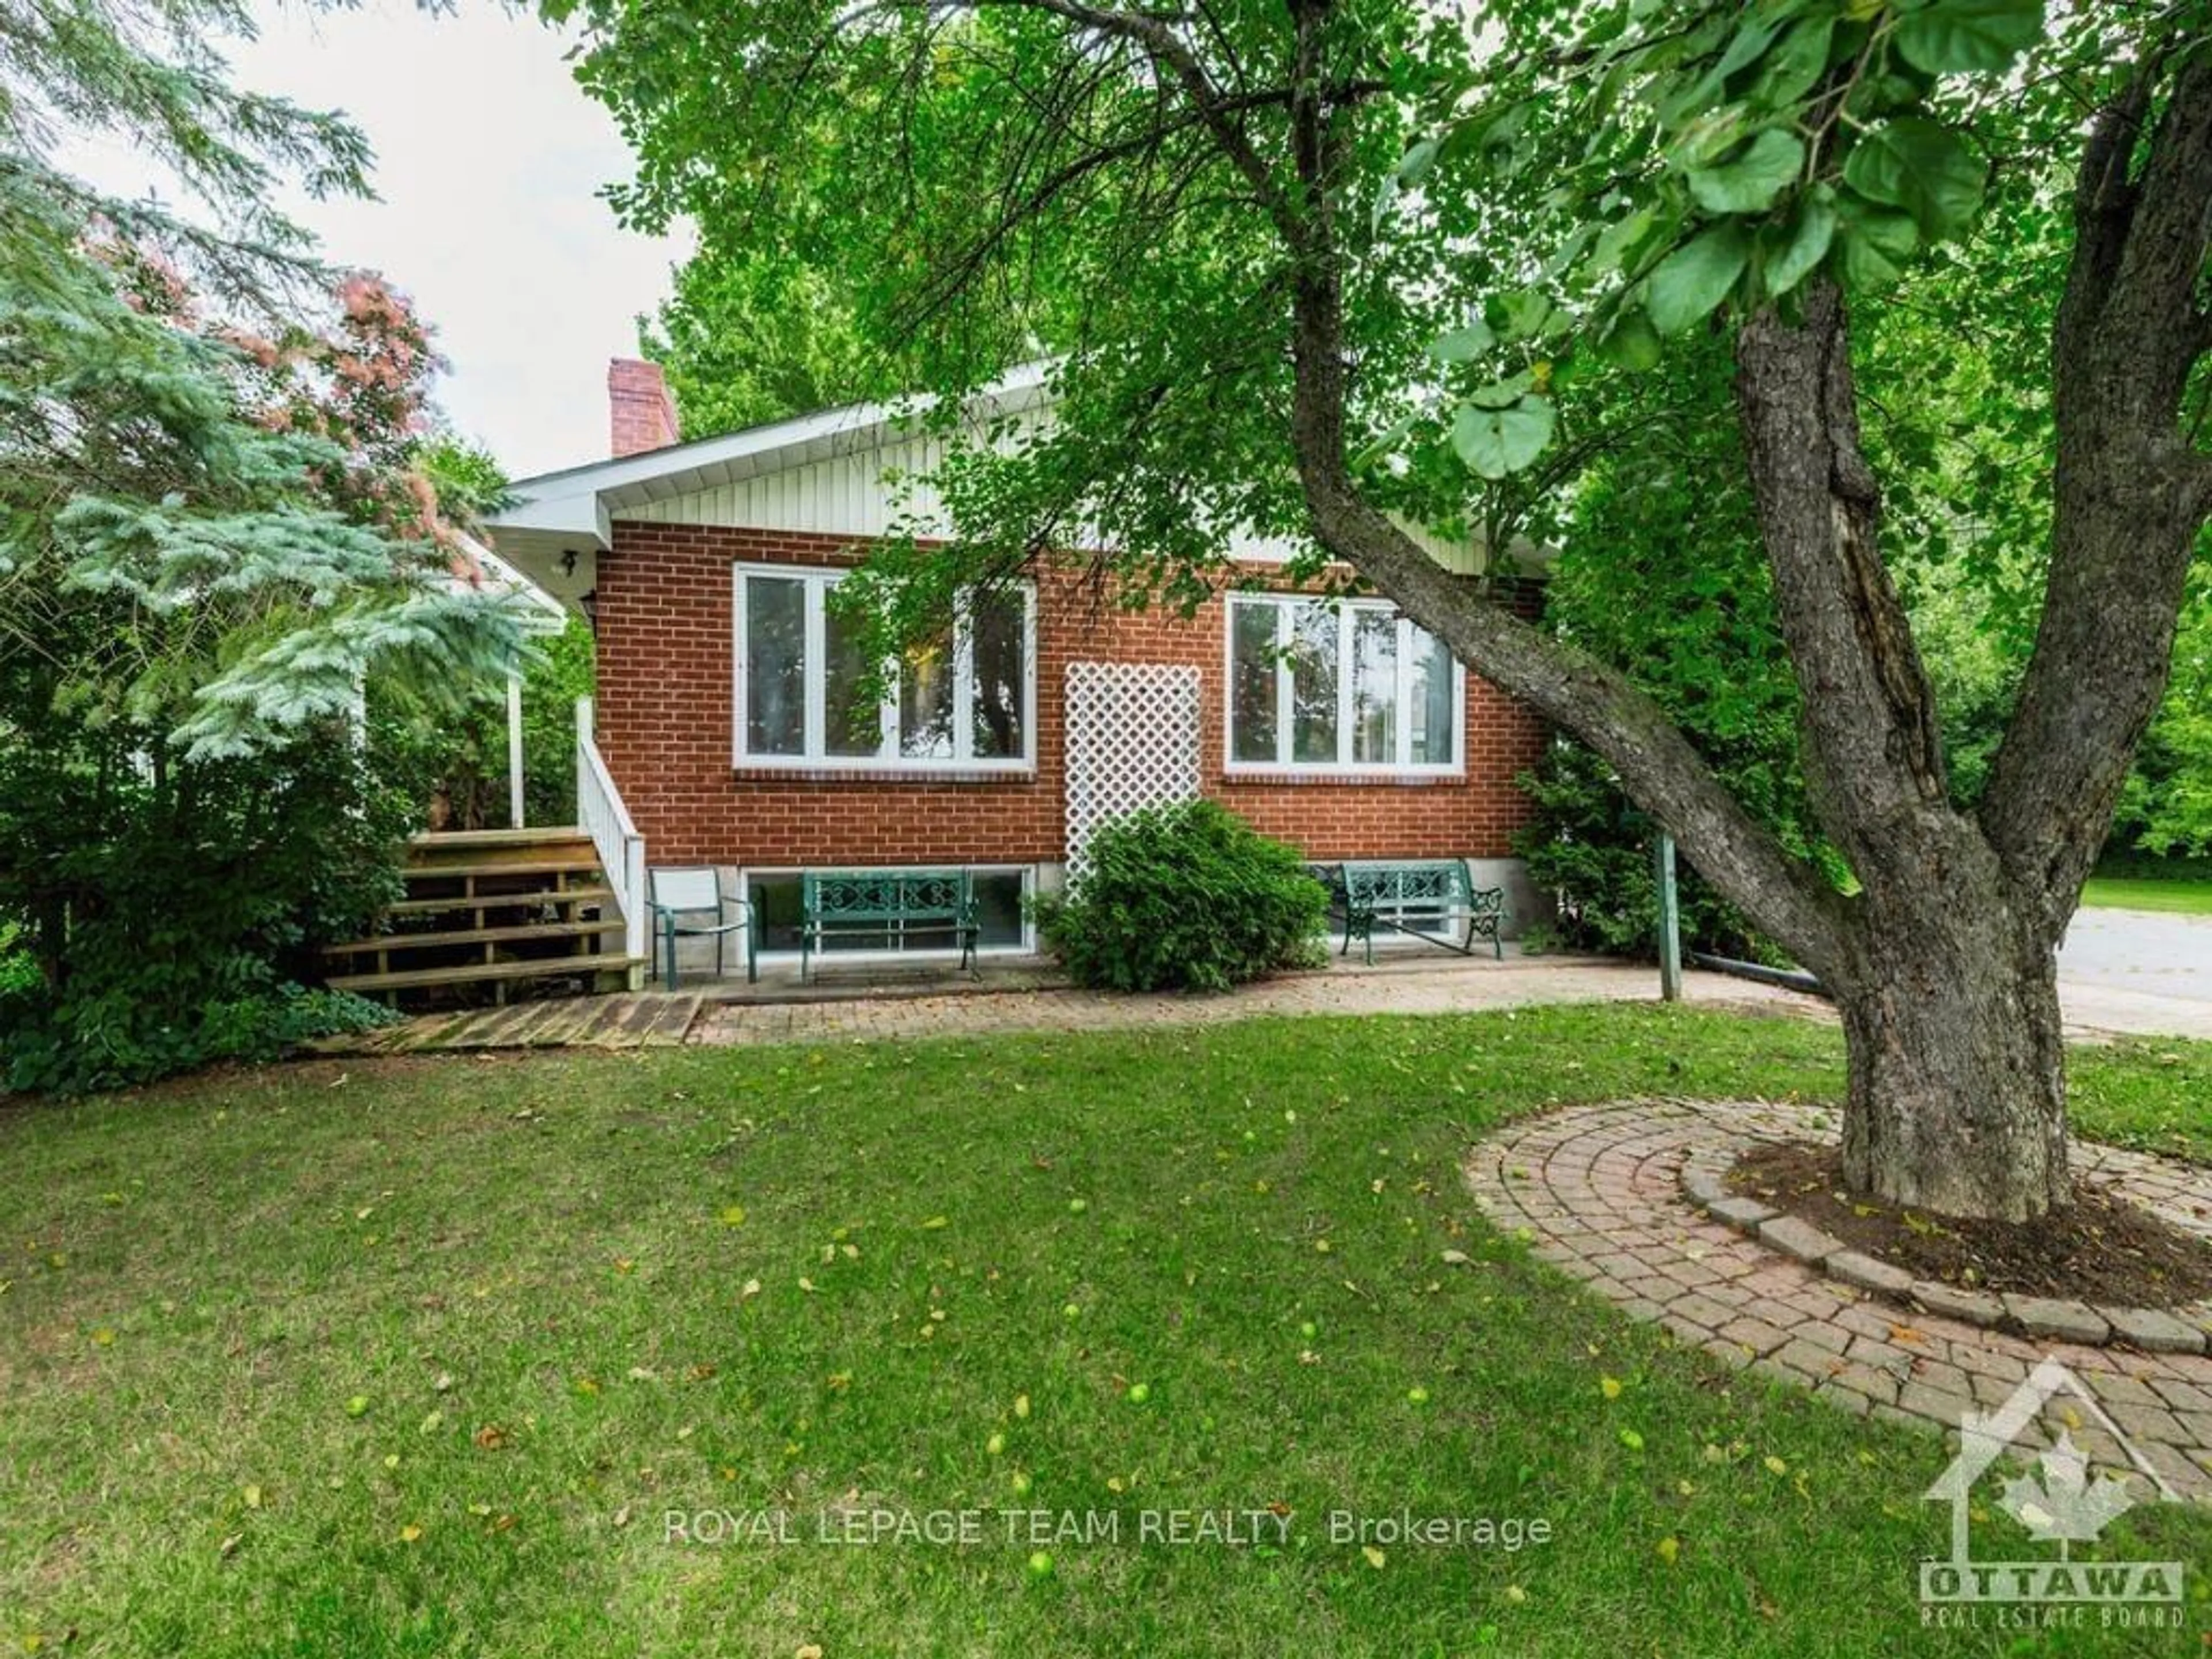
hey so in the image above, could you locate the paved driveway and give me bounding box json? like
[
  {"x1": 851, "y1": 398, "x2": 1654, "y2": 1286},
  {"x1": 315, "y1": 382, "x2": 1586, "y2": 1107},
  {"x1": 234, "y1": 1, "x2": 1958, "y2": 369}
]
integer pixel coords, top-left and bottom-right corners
[{"x1": 2060, "y1": 906, "x2": 2212, "y2": 1039}]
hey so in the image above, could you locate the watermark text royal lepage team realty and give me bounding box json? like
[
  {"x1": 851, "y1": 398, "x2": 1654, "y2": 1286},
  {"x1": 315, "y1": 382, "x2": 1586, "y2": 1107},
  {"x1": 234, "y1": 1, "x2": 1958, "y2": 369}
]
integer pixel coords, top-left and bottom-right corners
[{"x1": 664, "y1": 1506, "x2": 1554, "y2": 1551}]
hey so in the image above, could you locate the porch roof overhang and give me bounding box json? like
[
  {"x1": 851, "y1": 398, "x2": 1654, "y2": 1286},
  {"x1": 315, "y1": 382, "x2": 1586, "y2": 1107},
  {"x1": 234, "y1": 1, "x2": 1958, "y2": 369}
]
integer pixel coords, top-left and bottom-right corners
[{"x1": 453, "y1": 532, "x2": 570, "y2": 635}]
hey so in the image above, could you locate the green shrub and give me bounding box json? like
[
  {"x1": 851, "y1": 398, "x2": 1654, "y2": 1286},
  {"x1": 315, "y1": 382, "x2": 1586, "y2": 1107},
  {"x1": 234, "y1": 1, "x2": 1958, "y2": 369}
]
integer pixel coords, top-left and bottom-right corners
[
  {"x1": 2089, "y1": 852, "x2": 2212, "y2": 885},
  {"x1": 0, "y1": 726, "x2": 406, "y2": 1094},
  {"x1": 0, "y1": 979, "x2": 392, "y2": 1096},
  {"x1": 1036, "y1": 801, "x2": 1327, "y2": 991},
  {"x1": 1514, "y1": 743, "x2": 1774, "y2": 962}
]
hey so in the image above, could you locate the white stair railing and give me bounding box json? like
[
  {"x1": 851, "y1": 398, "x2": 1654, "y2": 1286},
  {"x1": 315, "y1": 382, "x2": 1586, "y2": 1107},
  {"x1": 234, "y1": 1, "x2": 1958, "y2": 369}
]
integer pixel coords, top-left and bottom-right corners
[{"x1": 575, "y1": 697, "x2": 647, "y2": 987}]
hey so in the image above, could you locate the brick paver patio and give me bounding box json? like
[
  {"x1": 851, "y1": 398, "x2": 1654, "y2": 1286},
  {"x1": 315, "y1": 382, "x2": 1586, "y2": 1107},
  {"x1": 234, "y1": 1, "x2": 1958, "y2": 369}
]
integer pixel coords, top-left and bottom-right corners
[
  {"x1": 683, "y1": 949, "x2": 2212, "y2": 1047},
  {"x1": 688, "y1": 959, "x2": 1810, "y2": 1046},
  {"x1": 1464, "y1": 1099, "x2": 2212, "y2": 1499}
]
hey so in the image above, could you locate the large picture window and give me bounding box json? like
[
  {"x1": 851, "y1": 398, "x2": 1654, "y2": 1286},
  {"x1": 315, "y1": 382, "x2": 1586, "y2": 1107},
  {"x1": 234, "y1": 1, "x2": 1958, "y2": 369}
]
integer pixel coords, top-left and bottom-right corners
[
  {"x1": 734, "y1": 566, "x2": 1035, "y2": 770},
  {"x1": 1226, "y1": 594, "x2": 1462, "y2": 774}
]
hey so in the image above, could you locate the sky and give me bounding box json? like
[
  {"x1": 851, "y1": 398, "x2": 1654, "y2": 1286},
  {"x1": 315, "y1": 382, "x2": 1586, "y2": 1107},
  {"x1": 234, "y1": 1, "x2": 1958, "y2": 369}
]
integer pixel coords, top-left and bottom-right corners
[{"x1": 65, "y1": 0, "x2": 687, "y2": 480}]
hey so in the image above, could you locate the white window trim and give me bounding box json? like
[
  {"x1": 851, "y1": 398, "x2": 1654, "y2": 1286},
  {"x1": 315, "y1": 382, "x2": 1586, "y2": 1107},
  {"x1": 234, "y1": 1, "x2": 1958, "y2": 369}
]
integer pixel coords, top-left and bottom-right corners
[
  {"x1": 732, "y1": 564, "x2": 1037, "y2": 772},
  {"x1": 738, "y1": 863, "x2": 1037, "y2": 959},
  {"x1": 1222, "y1": 593, "x2": 1466, "y2": 777}
]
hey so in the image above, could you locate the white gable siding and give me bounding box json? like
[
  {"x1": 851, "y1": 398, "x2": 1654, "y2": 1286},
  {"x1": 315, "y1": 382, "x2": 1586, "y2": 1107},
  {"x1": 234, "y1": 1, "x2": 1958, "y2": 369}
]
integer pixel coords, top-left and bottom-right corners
[
  {"x1": 618, "y1": 416, "x2": 1487, "y2": 574},
  {"x1": 624, "y1": 429, "x2": 952, "y2": 539}
]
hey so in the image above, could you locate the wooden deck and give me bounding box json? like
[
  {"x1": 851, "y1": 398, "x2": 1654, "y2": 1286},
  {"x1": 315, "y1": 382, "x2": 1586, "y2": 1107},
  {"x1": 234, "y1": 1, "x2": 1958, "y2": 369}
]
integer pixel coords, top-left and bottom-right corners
[
  {"x1": 321, "y1": 827, "x2": 641, "y2": 1002},
  {"x1": 309, "y1": 991, "x2": 703, "y2": 1056}
]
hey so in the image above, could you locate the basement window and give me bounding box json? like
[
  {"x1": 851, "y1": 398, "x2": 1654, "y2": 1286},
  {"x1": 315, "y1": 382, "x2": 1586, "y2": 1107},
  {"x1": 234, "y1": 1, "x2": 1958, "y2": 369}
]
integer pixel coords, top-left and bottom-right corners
[{"x1": 745, "y1": 868, "x2": 1031, "y2": 955}]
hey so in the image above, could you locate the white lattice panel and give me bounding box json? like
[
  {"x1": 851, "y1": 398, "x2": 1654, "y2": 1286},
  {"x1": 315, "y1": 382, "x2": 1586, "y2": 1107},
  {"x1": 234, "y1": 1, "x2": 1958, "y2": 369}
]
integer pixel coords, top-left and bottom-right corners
[{"x1": 1063, "y1": 662, "x2": 1203, "y2": 879}]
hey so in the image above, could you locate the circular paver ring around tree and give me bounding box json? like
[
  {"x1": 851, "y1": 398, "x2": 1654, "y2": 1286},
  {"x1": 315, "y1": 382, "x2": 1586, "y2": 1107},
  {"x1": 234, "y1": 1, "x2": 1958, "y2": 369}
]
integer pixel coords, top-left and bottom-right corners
[{"x1": 1463, "y1": 1100, "x2": 2212, "y2": 1501}]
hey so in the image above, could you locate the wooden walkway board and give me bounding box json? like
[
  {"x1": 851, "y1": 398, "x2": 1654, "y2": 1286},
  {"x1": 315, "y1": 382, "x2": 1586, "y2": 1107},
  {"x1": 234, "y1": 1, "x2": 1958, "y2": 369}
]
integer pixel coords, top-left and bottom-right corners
[{"x1": 308, "y1": 993, "x2": 703, "y2": 1056}]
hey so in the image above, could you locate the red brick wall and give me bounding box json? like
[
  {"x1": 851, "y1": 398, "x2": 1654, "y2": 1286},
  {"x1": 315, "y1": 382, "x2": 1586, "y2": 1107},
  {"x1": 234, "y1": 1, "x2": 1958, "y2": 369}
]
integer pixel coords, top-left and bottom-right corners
[{"x1": 594, "y1": 521, "x2": 1547, "y2": 869}]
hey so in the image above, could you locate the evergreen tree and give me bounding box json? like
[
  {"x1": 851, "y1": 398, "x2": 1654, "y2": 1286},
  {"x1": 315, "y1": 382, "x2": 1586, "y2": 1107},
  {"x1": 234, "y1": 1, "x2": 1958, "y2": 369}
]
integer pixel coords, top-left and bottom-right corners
[{"x1": 0, "y1": 0, "x2": 528, "y2": 1087}]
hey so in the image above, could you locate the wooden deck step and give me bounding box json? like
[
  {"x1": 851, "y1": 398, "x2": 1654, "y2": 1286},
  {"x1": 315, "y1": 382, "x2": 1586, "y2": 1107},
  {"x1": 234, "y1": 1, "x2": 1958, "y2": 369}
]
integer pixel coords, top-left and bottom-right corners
[
  {"x1": 402, "y1": 851, "x2": 604, "y2": 880},
  {"x1": 380, "y1": 885, "x2": 614, "y2": 918},
  {"x1": 323, "y1": 919, "x2": 619, "y2": 957},
  {"x1": 326, "y1": 952, "x2": 641, "y2": 995},
  {"x1": 407, "y1": 825, "x2": 588, "y2": 850},
  {"x1": 327, "y1": 823, "x2": 635, "y2": 1007}
]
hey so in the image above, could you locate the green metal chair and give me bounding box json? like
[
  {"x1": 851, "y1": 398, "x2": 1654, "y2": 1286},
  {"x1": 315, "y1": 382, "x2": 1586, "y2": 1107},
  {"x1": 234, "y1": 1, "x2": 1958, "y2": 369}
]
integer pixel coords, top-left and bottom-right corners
[{"x1": 649, "y1": 866, "x2": 756, "y2": 989}]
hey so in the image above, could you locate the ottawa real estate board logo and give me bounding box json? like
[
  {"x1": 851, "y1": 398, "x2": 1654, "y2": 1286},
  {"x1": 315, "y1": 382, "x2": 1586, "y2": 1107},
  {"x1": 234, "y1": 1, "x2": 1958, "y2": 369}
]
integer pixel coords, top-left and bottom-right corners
[{"x1": 1920, "y1": 1358, "x2": 2187, "y2": 1627}]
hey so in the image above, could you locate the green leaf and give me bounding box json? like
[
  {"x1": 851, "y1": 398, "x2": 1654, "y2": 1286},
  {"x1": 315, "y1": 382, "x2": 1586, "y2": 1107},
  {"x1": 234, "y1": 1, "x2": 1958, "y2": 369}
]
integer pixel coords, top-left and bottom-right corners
[
  {"x1": 1756, "y1": 16, "x2": 1837, "y2": 107},
  {"x1": 1426, "y1": 321, "x2": 1495, "y2": 363},
  {"x1": 1893, "y1": 0, "x2": 2044, "y2": 74},
  {"x1": 1589, "y1": 208, "x2": 1657, "y2": 279},
  {"x1": 1711, "y1": 13, "x2": 1782, "y2": 82},
  {"x1": 1370, "y1": 175, "x2": 1400, "y2": 236},
  {"x1": 1397, "y1": 137, "x2": 1441, "y2": 187},
  {"x1": 1451, "y1": 395, "x2": 1557, "y2": 479},
  {"x1": 1763, "y1": 192, "x2": 1838, "y2": 297},
  {"x1": 1440, "y1": 103, "x2": 1527, "y2": 171},
  {"x1": 1374, "y1": 137, "x2": 1438, "y2": 233},
  {"x1": 1466, "y1": 371, "x2": 1533, "y2": 410},
  {"x1": 1665, "y1": 14, "x2": 1777, "y2": 120},
  {"x1": 1671, "y1": 105, "x2": 1750, "y2": 172},
  {"x1": 1836, "y1": 204, "x2": 1921, "y2": 290},
  {"x1": 1495, "y1": 287, "x2": 1561, "y2": 343},
  {"x1": 1687, "y1": 128, "x2": 1806, "y2": 214},
  {"x1": 1646, "y1": 224, "x2": 1751, "y2": 335},
  {"x1": 1596, "y1": 308, "x2": 1662, "y2": 372},
  {"x1": 1543, "y1": 220, "x2": 1601, "y2": 281},
  {"x1": 1841, "y1": 117, "x2": 1986, "y2": 241},
  {"x1": 1349, "y1": 411, "x2": 1419, "y2": 472}
]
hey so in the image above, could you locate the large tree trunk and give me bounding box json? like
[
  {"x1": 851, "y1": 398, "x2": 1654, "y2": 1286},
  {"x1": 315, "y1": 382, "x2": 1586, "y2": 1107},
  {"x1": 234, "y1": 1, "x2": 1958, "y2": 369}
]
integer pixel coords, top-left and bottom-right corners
[
  {"x1": 1834, "y1": 892, "x2": 2069, "y2": 1221},
  {"x1": 1731, "y1": 283, "x2": 2077, "y2": 1221}
]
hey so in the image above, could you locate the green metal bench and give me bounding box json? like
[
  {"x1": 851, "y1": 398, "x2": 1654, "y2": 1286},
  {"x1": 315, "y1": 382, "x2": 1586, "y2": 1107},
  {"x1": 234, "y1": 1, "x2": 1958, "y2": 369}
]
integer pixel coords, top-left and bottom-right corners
[
  {"x1": 1334, "y1": 858, "x2": 1504, "y2": 964},
  {"x1": 801, "y1": 869, "x2": 979, "y2": 984}
]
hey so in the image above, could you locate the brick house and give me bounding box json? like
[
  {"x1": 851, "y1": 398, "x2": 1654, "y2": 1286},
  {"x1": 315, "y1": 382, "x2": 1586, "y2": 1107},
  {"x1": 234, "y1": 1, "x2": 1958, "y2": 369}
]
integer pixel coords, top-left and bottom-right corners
[{"x1": 484, "y1": 360, "x2": 1549, "y2": 968}]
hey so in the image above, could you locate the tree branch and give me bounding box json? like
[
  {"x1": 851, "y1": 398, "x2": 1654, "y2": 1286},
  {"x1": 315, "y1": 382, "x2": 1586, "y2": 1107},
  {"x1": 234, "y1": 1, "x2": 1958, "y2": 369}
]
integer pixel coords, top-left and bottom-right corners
[
  {"x1": 1980, "y1": 49, "x2": 2212, "y2": 925},
  {"x1": 967, "y1": 0, "x2": 1303, "y2": 235},
  {"x1": 1299, "y1": 460, "x2": 1855, "y2": 980},
  {"x1": 892, "y1": 78, "x2": 1378, "y2": 337},
  {"x1": 1268, "y1": 0, "x2": 1849, "y2": 979},
  {"x1": 1734, "y1": 282, "x2": 1953, "y2": 876}
]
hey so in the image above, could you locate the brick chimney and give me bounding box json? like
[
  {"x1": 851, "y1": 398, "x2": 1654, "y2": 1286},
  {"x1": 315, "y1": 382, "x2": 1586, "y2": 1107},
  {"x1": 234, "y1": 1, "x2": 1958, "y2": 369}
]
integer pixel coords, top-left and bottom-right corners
[{"x1": 608, "y1": 358, "x2": 680, "y2": 457}]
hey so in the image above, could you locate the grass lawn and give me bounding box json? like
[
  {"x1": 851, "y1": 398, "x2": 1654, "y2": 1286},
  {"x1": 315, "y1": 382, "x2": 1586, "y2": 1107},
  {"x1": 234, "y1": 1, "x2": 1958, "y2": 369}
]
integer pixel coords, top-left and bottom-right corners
[
  {"x1": 2081, "y1": 876, "x2": 2212, "y2": 916},
  {"x1": 2, "y1": 1005, "x2": 2209, "y2": 1656}
]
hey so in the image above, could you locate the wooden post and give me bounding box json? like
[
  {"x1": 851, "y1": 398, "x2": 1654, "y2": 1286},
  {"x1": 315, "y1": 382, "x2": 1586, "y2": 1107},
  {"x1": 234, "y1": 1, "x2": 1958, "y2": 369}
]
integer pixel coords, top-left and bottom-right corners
[
  {"x1": 1656, "y1": 834, "x2": 1683, "y2": 1002},
  {"x1": 506, "y1": 672, "x2": 526, "y2": 829}
]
